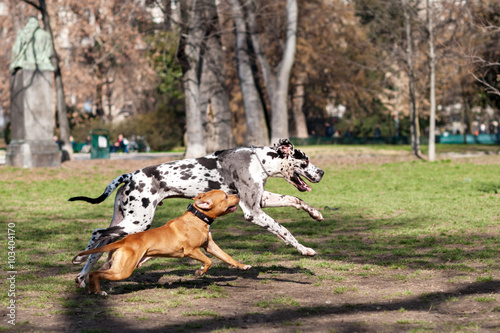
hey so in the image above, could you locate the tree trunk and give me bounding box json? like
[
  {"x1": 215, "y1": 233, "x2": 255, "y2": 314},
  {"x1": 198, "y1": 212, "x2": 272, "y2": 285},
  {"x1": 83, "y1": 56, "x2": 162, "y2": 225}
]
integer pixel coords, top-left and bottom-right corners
[
  {"x1": 35, "y1": 0, "x2": 74, "y2": 161},
  {"x1": 178, "y1": 0, "x2": 206, "y2": 158},
  {"x1": 248, "y1": 0, "x2": 297, "y2": 144},
  {"x1": 291, "y1": 72, "x2": 308, "y2": 138},
  {"x1": 230, "y1": 0, "x2": 269, "y2": 146},
  {"x1": 272, "y1": 0, "x2": 297, "y2": 143},
  {"x1": 199, "y1": 0, "x2": 235, "y2": 153},
  {"x1": 427, "y1": 0, "x2": 436, "y2": 161},
  {"x1": 403, "y1": 0, "x2": 421, "y2": 158},
  {"x1": 462, "y1": 95, "x2": 473, "y2": 143}
]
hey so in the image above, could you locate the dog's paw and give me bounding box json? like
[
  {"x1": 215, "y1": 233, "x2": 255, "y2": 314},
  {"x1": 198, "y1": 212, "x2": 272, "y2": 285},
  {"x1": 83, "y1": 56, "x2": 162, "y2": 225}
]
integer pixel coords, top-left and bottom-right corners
[
  {"x1": 99, "y1": 291, "x2": 108, "y2": 297},
  {"x1": 240, "y1": 265, "x2": 252, "y2": 271},
  {"x1": 75, "y1": 276, "x2": 87, "y2": 288},
  {"x1": 309, "y1": 209, "x2": 324, "y2": 221},
  {"x1": 72, "y1": 254, "x2": 88, "y2": 265},
  {"x1": 298, "y1": 246, "x2": 316, "y2": 256},
  {"x1": 195, "y1": 266, "x2": 205, "y2": 276}
]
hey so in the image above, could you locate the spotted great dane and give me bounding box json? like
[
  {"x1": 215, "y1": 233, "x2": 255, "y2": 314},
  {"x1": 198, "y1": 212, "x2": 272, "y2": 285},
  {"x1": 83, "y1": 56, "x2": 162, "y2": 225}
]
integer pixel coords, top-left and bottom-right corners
[{"x1": 70, "y1": 139, "x2": 324, "y2": 287}]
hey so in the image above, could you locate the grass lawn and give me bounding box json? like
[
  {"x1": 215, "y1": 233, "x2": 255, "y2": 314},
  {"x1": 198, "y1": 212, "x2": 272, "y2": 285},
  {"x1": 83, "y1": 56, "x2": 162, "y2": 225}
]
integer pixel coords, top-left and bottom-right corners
[{"x1": 0, "y1": 144, "x2": 499, "y2": 332}]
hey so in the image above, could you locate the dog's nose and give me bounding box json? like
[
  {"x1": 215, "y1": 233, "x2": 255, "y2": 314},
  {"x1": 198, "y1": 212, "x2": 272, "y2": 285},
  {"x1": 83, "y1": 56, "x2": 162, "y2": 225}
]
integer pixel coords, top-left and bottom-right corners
[{"x1": 318, "y1": 169, "x2": 325, "y2": 178}]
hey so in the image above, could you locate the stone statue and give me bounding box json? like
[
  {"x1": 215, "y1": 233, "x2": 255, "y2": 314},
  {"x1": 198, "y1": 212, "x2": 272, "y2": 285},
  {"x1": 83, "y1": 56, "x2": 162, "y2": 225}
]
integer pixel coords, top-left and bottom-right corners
[
  {"x1": 6, "y1": 17, "x2": 60, "y2": 168},
  {"x1": 9, "y1": 17, "x2": 54, "y2": 72}
]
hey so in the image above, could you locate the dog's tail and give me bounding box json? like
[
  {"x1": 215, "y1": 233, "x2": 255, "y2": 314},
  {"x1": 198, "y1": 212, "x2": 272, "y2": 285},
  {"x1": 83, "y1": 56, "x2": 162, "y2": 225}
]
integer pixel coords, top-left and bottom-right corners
[
  {"x1": 68, "y1": 173, "x2": 131, "y2": 204},
  {"x1": 78, "y1": 241, "x2": 123, "y2": 256}
]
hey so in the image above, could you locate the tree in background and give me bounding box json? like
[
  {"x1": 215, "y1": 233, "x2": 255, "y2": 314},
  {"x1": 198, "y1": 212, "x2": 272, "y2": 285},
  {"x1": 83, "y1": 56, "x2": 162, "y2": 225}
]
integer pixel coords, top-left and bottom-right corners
[
  {"x1": 230, "y1": 0, "x2": 269, "y2": 145},
  {"x1": 402, "y1": 0, "x2": 421, "y2": 157},
  {"x1": 465, "y1": 0, "x2": 500, "y2": 102},
  {"x1": 247, "y1": 0, "x2": 298, "y2": 143},
  {"x1": 177, "y1": 0, "x2": 236, "y2": 157},
  {"x1": 427, "y1": 0, "x2": 436, "y2": 161},
  {"x1": 22, "y1": 0, "x2": 74, "y2": 160},
  {"x1": 3, "y1": 0, "x2": 499, "y2": 154},
  {"x1": 299, "y1": 0, "x2": 385, "y2": 137},
  {"x1": 199, "y1": 0, "x2": 235, "y2": 153},
  {"x1": 176, "y1": 0, "x2": 206, "y2": 157}
]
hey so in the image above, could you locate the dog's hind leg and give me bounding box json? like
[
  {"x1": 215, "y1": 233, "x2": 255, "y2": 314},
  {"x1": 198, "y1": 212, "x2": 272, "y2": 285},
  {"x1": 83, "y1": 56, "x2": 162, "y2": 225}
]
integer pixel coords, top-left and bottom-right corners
[
  {"x1": 72, "y1": 224, "x2": 126, "y2": 264},
  {"x1": 75, "y1": 242, "x2": 108, "y2": 288},
  {"x1": 74, "y1": 187, "x2": 129, "y2": 287},
  {"x1": 88, "y1": 249, "x2": 139, "y2": 296},
  {"x1": 74, "y1": 226, "x2": 130, "y2": 288},
  {"x1": 261, "y1": 191, "x2": 323, "y2": 221},
  {"x1": 73, "y1": 187, "x2": 126, "y2": 265}
]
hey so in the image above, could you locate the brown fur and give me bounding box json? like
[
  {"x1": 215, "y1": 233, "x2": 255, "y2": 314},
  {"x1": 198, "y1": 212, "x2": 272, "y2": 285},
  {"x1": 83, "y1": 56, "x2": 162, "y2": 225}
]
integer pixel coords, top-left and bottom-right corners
[{"x1": 77, "y1": 190, "x2": 251, "y2": 295}]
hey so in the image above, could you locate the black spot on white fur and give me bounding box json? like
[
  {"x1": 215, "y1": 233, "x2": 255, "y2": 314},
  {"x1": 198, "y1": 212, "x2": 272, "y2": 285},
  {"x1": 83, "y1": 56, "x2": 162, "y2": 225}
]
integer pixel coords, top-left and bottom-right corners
[{"x1": 196, "y1": 157, "x2": 217, "y2": 170}]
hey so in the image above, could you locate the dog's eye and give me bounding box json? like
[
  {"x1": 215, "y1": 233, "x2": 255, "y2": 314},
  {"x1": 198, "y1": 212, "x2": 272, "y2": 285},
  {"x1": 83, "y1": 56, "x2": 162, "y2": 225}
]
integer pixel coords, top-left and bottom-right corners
[{"x1": 301, "y1": 160, "x2": 309, "y2": 168}]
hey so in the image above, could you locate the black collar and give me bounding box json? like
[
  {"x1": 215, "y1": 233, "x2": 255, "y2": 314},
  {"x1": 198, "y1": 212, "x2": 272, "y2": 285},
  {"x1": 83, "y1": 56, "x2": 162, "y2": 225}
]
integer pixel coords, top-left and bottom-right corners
[{"x1": 187, "y1": 204, "x2": 214, "y2": 225}]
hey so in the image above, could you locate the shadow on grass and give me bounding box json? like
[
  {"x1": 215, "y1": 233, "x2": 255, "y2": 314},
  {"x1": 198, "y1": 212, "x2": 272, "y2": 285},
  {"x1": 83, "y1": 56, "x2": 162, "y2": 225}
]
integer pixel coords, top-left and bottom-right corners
[
  {"x1": 85, "y1": 264, "x2": 314, "y2": 296},
  {"x1": 156, "y1": 280, "x2": 500, "y2": 332},
  {"x1": 15, "y1": 279, "x2": 499, "y2": 332}
]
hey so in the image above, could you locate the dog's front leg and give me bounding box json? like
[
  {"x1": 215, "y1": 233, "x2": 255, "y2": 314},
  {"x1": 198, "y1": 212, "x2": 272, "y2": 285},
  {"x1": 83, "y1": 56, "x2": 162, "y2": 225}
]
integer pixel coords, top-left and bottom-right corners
[
  {"x1": 204, "y1": 233, "x2": 251, "y2": 270},
  {"x1": 261, "y1": 191, "x2": 323, "y2": 221},
  {"x1": 239, "y1": 202, "x2": 316, "y2": 256}
]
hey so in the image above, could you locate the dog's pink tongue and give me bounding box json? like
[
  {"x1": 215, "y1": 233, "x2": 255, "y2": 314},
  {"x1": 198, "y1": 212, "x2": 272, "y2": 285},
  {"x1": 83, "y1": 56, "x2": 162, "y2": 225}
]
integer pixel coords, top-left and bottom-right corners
[{"x1": 306, "y1": 185, "x2": 311, "y2": 192}]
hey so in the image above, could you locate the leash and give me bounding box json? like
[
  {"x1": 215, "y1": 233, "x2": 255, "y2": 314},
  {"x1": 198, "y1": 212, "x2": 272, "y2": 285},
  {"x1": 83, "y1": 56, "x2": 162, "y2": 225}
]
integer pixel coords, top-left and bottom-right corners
[
  {"x1": 250, "y1": 145, "x2": 272, "y2": 178},
  {"x1": 186, "y1": 204, "x2": 214, "y2": 225}
]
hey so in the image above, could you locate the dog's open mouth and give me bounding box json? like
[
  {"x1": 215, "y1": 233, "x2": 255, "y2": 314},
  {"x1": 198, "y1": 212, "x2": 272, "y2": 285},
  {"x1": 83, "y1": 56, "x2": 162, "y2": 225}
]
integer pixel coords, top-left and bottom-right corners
[
  {"x1": 226, "y1": 205, "x2": 238, "y2": 213},
  {"x1": 291, "y1": 172, "x2": 311, "y2": 192}
]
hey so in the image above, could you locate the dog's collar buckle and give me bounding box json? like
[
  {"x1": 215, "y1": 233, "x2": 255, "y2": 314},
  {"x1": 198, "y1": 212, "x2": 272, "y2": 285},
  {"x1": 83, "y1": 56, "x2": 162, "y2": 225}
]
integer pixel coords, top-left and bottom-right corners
[{"x1": 187, "y1": 204, "x2": 214, "y2": 225}]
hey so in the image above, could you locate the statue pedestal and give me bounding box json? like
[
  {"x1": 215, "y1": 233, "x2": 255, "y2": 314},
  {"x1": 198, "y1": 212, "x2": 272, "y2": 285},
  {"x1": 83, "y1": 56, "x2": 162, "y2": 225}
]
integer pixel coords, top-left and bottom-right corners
[
  {"x1": 6, "y1": 70, "x2": 60, "y2": 168},
  {"x1": 7, "y1": 140, "x2": 61, "y2": 168}
]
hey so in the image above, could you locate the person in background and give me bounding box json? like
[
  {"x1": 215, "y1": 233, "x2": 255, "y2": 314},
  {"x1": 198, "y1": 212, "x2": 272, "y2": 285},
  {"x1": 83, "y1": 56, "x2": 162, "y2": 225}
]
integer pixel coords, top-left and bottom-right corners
[
  {"x1": 325, "y1": 122, "x2": 334, "y2": 138},
  {"x1": 53, "y1": 136, "x2": 62, "y2": 150},
  {"x1": 111, "y1": 134, "x2": 129, "y2": 153},
  {"x1": 374, "y1": 124, "x2": 381, "y2": 138}
]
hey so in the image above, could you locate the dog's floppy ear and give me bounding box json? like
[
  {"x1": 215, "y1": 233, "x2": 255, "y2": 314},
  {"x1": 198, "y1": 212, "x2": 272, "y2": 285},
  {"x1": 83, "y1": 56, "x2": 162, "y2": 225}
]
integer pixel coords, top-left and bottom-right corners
[
  {"x1": 195, "y1": 198, "x2": 213, "y2": 210},
  {"x1": 275, "y1": 138, "x2": 294, "y2": 157}
]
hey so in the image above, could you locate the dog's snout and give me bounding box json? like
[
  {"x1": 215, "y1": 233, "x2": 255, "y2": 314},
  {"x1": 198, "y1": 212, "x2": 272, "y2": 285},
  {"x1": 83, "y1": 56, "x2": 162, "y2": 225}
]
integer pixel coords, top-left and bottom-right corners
[
  {"x1": 318, "y1": 169, "x2": 325, "y2": 178},
  {"x1": 228, "y1": 193, "x2": 240, "y2": 204}
]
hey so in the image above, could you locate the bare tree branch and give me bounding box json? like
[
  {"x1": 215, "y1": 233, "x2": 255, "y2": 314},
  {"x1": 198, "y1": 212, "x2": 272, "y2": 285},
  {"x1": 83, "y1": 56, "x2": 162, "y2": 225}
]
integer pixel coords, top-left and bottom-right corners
[
  {"x1": 469, "y1": 71, "x2": 500, "y2": 96},
  {"x1": 22, "y1": 0, "x2": 41, "y2": 11},
  {"x1": 461, "y1": 51, "x2": 500, "y2": 96}
]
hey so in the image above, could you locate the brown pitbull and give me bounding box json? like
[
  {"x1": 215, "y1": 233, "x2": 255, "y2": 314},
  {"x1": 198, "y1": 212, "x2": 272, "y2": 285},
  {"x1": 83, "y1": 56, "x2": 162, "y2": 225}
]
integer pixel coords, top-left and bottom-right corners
[{"x1": 76, "y1": 190, "x2": 251, "y2": 296}]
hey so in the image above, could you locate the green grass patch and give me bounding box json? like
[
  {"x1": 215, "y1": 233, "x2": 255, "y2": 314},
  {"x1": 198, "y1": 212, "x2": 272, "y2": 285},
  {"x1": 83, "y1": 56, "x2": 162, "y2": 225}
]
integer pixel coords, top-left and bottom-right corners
[
  {"x1": 475, "y1": 296, "x2": 496, "y2": 303},
  {"x1": 476, "y1": 275, "x2": 494, "y2": 283},
  {"x1": 182, "y1": 310, "x2": 220, "y2": 318},
  {"x1": 255, "y1": 296, "x2": 300, "y2": 308},
  {"x1": 333, "y1": 286, "x2": 358, "y2": 294}
]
